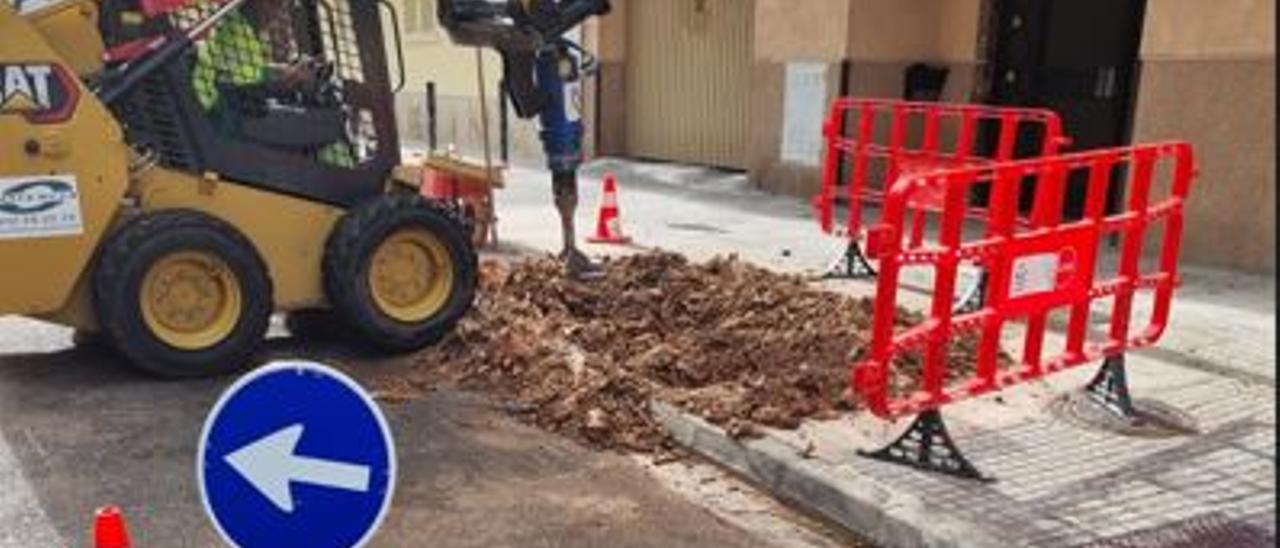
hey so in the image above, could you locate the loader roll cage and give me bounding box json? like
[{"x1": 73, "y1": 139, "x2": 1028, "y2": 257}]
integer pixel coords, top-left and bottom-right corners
[{"x1": 100, "y1": 0, "x2": 404, "y2": 207}]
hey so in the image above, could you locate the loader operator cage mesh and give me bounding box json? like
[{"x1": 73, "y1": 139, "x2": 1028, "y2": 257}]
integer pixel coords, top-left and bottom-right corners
[
  {"x1": 109, "y1": 0, "x2": 402, "y2": 206},
  {"x1": 172, "y1": 0, "x2": 376, "y2": 163}
]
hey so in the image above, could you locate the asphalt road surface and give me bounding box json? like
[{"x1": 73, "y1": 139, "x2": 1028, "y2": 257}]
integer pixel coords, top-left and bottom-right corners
[{"x1": 0, "y1": 317, "x2": 818, "y2": 547}]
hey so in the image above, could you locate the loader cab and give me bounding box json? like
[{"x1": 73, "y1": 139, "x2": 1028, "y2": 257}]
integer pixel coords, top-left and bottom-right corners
[{"x1": 100, "y1": 0, "x2": 405, "y2": 207}]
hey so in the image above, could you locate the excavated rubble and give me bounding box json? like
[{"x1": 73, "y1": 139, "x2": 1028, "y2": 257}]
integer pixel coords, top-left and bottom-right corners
[{"x1": 378, "y1": 252, "x2": 981, "y2": 452}]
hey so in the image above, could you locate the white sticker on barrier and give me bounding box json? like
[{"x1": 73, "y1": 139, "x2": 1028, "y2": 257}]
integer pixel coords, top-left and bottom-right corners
[
  {"x1": 0, "y1": 175, "x2": 83, "y2": 240},
  {"x1": 1009, "y1": 252, "x2": 1059, "y2": 299}
]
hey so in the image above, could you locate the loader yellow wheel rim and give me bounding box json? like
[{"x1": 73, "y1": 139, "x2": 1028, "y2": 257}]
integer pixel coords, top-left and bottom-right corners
[
  {"x1": 368, "y1": 228, "x2": 454, "y2": 323},
  {"x1": 140, "y1": 251, "x2": 242, "y2": 351}
]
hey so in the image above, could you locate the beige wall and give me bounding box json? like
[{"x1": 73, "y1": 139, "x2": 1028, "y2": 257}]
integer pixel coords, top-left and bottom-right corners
[
  {"x1": 936, "y1": 0, "x2": 983, "y2": 63},
  {"x1": 1141, "y1": 0, "x2": 1274, "y2": 59},
  {"x1": 754, "y1": 0, "x2": 849, "y2": 62},
  {"x1": 386, "y1": 0, "x2": 542, "y2": 164},
  {"x1": 748, "y1": 0, "x2": 848, "y2": 195},
  {"x1": 592, "y1": 0, "x2": 629, "y2": 156},
  {"x1": 1132, "y1": 0, "x2": 1276, "y2": 272},
  {"x1": 846, "y1": 0, "x2": 935, "y2": 61},
  {"x1": 846, "y1": 0, "x2": 982, "y2": 62},
  {"x1": 843, "y1": 0, "x2": 983, "y2": 100}
]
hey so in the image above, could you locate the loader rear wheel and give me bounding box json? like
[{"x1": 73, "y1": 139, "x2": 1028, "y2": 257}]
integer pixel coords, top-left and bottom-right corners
[
  {"x1": 323, "y1": 194, "x2": 476, "y2": 352},
  {"x1": 93, "y1": 211, "x2": 272, "y2": 377}
]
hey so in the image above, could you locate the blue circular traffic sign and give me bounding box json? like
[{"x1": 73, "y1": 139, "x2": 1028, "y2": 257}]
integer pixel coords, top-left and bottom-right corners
[{"x1": 198, "y1": 361, "x2": 396, "y2": 548}]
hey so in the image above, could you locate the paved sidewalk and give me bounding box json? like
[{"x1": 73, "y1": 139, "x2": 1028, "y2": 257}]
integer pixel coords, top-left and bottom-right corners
[
  {"x1": 713, "y1": 339, "x2": 1276, "y2": 547},
  {"x1": 498, "y1": 158, "x2": 1275, "y2": 547}
]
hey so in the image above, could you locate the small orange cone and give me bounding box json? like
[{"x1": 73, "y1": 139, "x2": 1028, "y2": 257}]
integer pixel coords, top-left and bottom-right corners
[
  {"x1": 93, "y1": 506, "x2": 131, "y2": 548},
  {"x1": 587, "y1": 173, "x2": 632, "y2": 244}
]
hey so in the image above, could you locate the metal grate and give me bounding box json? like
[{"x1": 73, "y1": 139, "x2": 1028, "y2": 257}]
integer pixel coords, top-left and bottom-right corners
[
  {"x1": 115, "y1": 71, "x2": 202, "y2": 170},
  {"x1": 318, "y1": 0, "x2": 365, "y2": 84},
  {"x1": 111, "y1": 0, "x2": 387, "y2": 169},
  {"x1": 1080, "y1": 513, "x2": 1275, "y2": 548}
]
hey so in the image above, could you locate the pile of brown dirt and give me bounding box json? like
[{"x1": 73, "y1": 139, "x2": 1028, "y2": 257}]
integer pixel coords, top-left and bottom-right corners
[{"x1": 382, "y1": 252, "x2": 977, "y2": 453}]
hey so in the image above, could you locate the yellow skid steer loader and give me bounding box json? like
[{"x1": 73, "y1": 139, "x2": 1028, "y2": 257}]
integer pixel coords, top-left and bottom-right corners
[{"x1": 0, "y1": 0, "x2": 476, "y2": 376}]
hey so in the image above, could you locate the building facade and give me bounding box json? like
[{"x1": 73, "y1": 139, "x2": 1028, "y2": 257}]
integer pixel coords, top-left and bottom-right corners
[
  {"x1": 387, "y1": 0, "x2": 544, "y2": 163},
  {"x1": 584, "y1": 0, "x2": 1276, "y2": 273}
]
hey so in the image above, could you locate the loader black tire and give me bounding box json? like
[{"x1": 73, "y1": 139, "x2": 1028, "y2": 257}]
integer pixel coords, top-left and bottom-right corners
[
  {"x1": 93, "y1": 210, "x2": 272, "y2": 378},
  {"x1": 323, "y1": 193, "x2": 477, "y2": 352}
]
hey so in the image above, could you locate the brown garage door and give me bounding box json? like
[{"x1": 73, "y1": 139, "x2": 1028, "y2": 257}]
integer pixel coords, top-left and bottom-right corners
[{"x1": 625, "y1": 0, "x2": 753, "y2": 170}]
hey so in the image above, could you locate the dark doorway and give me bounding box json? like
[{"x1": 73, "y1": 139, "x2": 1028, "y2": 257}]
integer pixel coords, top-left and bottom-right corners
[{"x1": 983, "y1": 0, "x2": 1147, "y2": 219}]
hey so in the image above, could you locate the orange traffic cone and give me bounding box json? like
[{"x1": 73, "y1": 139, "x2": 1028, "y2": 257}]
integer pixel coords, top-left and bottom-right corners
[
  {"x1": 93, "y1": 506, "x2": 131, "y2": 548},
  {"x1": 587, "y1": 173, "x2": 631, "y2": 244}
]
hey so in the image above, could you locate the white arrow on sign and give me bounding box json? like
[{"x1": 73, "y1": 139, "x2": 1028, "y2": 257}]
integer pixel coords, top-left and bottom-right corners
[{"x1": 225, "y1": 424, "x2": 372, "y2": 513}]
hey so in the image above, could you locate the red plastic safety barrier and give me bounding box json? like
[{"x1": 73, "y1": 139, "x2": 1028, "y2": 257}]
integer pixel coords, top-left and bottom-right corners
[
  {"x1": 814, "y1": 98, "x2": 1070, "y2": 248},
  {"x1": 853, "y1": 142, "x2": 1196, "y2": 419}
]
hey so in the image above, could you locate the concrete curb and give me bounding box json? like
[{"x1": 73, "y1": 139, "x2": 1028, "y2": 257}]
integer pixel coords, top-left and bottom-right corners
[{"x1": 651, "y1": 402, "x2": 1006, "y2": 548}]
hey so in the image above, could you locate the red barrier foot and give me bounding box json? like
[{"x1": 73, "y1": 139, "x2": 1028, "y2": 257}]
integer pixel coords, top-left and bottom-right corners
[
  {"x1": 858, "y1": 410, "x2": 992, "y2": 482},
  {"x1": 822, "y1": 240, "x2": 877, "y2": 280},
  {"x1": 1085, "y1": 355, "x2": 1140, "y2": 421}
]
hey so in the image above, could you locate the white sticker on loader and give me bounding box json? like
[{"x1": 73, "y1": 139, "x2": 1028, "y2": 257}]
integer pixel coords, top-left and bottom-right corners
[
  {"x1": 10, "y1": 0, "x2": 67, "y2": 15},
  {"x1": 1009, "y1": 252, "x2": 1059, "y2": 299},
  {"x1": 0, "y1": 175, "x2": 83, "y2": 240}
]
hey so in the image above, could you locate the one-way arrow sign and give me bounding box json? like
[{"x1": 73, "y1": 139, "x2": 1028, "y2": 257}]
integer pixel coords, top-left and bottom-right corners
[
  {"x1": 198, "y1": 361, "x2": 396, "y2": 548},
  {"x1": 225, "y1": 424, "x2": 372, "y2": 513}
]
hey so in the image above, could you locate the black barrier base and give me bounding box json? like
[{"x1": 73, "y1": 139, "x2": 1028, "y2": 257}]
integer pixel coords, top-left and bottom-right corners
[
  {"x1": 823, "y1": 241, "x2": 877, "y2": 280},
  {"x1": 858, "y1": 410, "x2": 992, "y2": 482},
  {"x1": 1085, "y1": 354, "x2": 1139, "y2": 420},
  {"x1": 953, "y1": 269, "x2": 988, "y2": 314}
]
